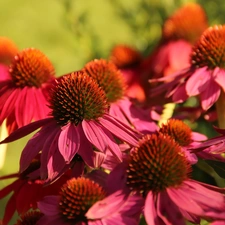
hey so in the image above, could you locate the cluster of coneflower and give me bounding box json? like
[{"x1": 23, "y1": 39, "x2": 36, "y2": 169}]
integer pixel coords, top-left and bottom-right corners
[{"x1": 1, "y1": 2, "x2": 225, "y2": 225}]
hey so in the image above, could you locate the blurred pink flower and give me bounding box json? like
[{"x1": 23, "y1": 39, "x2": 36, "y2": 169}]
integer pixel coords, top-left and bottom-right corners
[
  {"x1": 0, "y1": 48, "x2": 55, "y2": 133},
  {"x1": 150, "y1": 25, "x2": 225, "y2": 111},
  {"x1": 109, "y1": 45, "x2": 146, "y2": 102},
  {"x1": 143, "y1": 3, "x2": 208, "y2": 105}
]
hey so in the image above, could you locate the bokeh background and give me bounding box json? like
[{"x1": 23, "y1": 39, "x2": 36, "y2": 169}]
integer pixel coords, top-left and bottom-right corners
[{"x1": 0, "y1": 0, "x2": 225, "y2": 224}]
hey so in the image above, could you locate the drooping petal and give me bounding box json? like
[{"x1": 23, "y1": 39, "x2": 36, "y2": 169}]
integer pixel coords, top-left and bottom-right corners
[
  {"x1": 200, "y1": 80, "x2": 220, "y2": 110},
  {"x1": 84, "y1": 120, "x2": 123, "y2": 161},
  {"x1": 15, "y1": 87, "x2": 34, "y2": 127},
  {"x1": 0, "y1": 88, "x2": 20, "y2": 123},
  {"x1": 106, "y1": 162, "x2": 129, "y2": 194},
  {"x1": 0, "y1": 118, "x2": 53, "y2": 144},
  {"x1": 58, "y1": 123, "x2": 80, "y2": 162},
  {"x1": 40, "y1": 127, "x2": 61, "y2": 179},
  {"x1": 82, "y1": 120, "x2": 107, "y2": 152},
  {"x1": 47, "y1": 149, "x2": 66, "y2": 182},
  {"x1": 172, "y1": 83, "x2": 189, "y2": 103},
  {"x1": 167, "y1": 186, "x2": 204, "y2": 216},
  {"x1": 214, "y1": 67, "x2": 225, "y2": 93},
  {"x1": 77, "y1": 126, "x2": 95, "y2": 168},
  {"x1": 185, "y1": 67, "x2": 209, "y2": 96},
  {"x1": 184, "y1": 180, "x2": 225, "y2": 210},
  {"x1": 86, "y1": 190, "x2": 127, "y2": 219},
  {"x1": 99, "y1": 114, "x2": 140, "y2": 146},
  {"x1": 19, "y1": 120, "x2": 57, "y2": 173},
  {"x1": 33, "y1": 87, "x2": 50, "y2": 120},
  {"x1": 158, "y1": 192, "x2": 186, "y2": 225},
  {"x1": 144, "y1": 192, "x2": 159, "y2": 225},
  {"x1": 38, "y1": 196, "x2": 60, "y2": 216}
]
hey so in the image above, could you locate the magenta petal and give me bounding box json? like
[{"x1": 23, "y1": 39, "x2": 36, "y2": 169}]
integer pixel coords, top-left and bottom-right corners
[
  {"x1": 186, "y1": 67, "x2": 209, "y2": 96},
  {"x1": 172, "y1": 83, "x2": 188, "y2": 103},
  {"x1": 19, "y1": 121, "x2": 57, "y2": 172},
  {"x1": 214, "y1": 68, "x2": 225, "y2": 92},
  {"x1": 144, "y1": 192, "x2": 158, "y2": 225},
  {"x1": 0, "y1": 88, "x2": 19, "y2": 123},
  {"x1": 33, "y1": 88, "x2": 50, "y2": 120},
  {"x1": 184, "y1": 180, "x2": 225, "y2": 209},
  {"x1": 82, "y1": 120, "x2": 108, "y2": 152},
  {"x1": 107, "y1": 162, "x2": 130, "y2": 194},
  {"x1": 38, "y1": 196, "x2": 60, "y2": 216},
  {"x1": 0, "y1": 118, "x2": 53, "y2": 144},
  {"x1": 15, "y1": 87, "x2": 34, "y2": 127},
  {"x1": 92, "y1": 151, "x2": 106, "y2": 168},
  {"x1": 169, "y1": 40, "x2": 191, "y2": 70},
  {"x1": 99, "y1": 114, "x2": 140, "y2": 146},
  {"x1": 86, "y1": 190, "x2": 127, "y2": 219},
  {"x1": 83, "y1": 120, "x2": 122, "y2": 161},
  {"x1": 58, "y1": 123, "x2": 80, "y2": 162},
  {"x1": 20, "y1": 132, "x2": 45, "y2": 173},
  {"x1": 158, "y1": 192, "x2": 185, "y2": 225},
  {"x1": 47, "y1": 147, "x2": 66, "y2": 181},
  {"x1": 77, "y1": 128, "x2": 95, "y2": 168},
  {"x1": 200, "y1": 80, "x2": 220, "y2": 110},
  {"x1": 167, "y1": 186, "x2": 204, "y2": 215},
  {"x1": 40, "y1": 127, "x2": 61, "y2": 179},
  {"x1": 191, "y1": 132, "x2": 207, "y2": 141}
]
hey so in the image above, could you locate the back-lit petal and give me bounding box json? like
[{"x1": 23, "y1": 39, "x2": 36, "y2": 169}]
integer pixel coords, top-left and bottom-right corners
[{"x1": 58, "y1": 123, "x2": 80, "y2": 162}]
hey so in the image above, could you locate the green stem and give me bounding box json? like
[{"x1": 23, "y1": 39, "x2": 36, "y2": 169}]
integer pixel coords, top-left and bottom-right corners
[{"x1": 215, "y1": 90, "x2": 225, "y2": 128}]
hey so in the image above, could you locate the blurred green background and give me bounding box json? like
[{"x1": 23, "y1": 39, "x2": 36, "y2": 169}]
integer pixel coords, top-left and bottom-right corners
[{"x1": 0, "y1": 0, "x2": 225, "y2": 224}]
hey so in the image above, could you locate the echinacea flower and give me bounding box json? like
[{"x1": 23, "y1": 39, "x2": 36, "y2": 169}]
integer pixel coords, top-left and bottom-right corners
[
  {"x1": 150, "y1": 25, "x2": 225, "y2": 113},
  {"x1": 0, "y1": 71, "x2": 140, "y2": 181},
  {"x1": 0, "y1": 157, "x2": 70, "y2": 225},
  {"x1": 0, "y1": 48, "x2": 55, "y2": 133},
  {"x1": 108, "y1": 133, "x2": 225, "y2": 224},
  {"x1": 159, "y1": 119, "x2": 225, "y2": 163},
  {"x1": 14, "y1": 210, "x2": 43, "y2": 225},
  {"x1": 83, "y1": 59, "x2": 158, "y2": 134},
  {"x1": 38, "y1": 177, "x2": 144, "y2": 225},
  {"x1": 0, "y1": 36, "x2": 19, "y2": 65},
  {"x1": 109, "y1": 45, "x2": 146, "y2": 101},
  {"x1": 142, "y1": 3, "x2": 208, "y2": 80},
  {"x1": 144, "y1": 3, "x2": 208, "y2": 105}
]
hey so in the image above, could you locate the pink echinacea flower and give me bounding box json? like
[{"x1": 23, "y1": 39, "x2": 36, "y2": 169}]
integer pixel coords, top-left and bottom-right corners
[
  {"x1": 0, "y1": 48, "x2": 55, "y2": 133},
  {"x1": 38, "y1": 177, "x2": 144, "y2": 225},
  {"x1": 150, "y1": 25, "x2": 225, "y2": 111},
  {"x1": 0, "y1": 71, "x2": 140, "y2": 181},
  {"x1": 108, "y1": 133, "x2": 225, "y2": 225}
]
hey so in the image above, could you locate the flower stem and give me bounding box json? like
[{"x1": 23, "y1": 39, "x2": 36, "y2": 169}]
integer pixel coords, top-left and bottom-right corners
[
  {"x1": 216, "y1": 90, "x2": 225, "y2": 128},
  {"x1": 0, "y1": 120, "x2": 8, "y2": 170}
]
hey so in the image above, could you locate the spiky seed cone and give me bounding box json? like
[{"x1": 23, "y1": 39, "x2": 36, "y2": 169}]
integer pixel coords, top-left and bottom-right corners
[
  {"x1": 49, "y1": 71, "x2": 108, "y2": 126},
  {"x1": 83, "y1": 59, "x2": 126, "y2": 103},
  {"x1": 59, "y1": 177, "x2": 106, "y2": 223},
  {"x1": 9, "y1": 48, "x2": 55, "y2": 88},
  {"x1": 127, "y1": 133, "x2": 191, "y2": 194},
  {"x1": 192, "y1": 25, "x2": 225, "y2": 69},
  {"x1": 159, "y1": 119, "x2": 192, "y2": 146}
]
